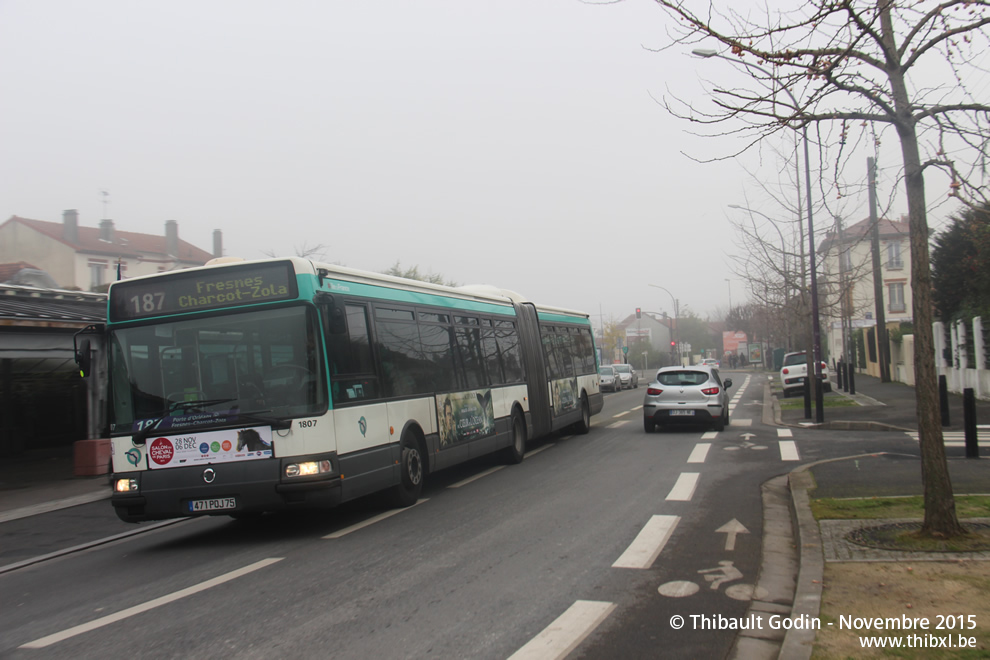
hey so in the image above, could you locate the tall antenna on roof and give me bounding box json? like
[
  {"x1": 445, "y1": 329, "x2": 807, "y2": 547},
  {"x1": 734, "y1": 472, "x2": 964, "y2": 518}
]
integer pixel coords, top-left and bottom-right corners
[{"x1": 100, "y1": 189, "x2": 110, "y2": 218}]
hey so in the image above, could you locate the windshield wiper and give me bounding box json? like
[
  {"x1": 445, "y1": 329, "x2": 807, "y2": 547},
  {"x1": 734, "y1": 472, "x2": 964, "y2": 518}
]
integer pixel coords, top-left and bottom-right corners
[{"x1": 231, "y1": 409, "x2": 292, "y2": 431}]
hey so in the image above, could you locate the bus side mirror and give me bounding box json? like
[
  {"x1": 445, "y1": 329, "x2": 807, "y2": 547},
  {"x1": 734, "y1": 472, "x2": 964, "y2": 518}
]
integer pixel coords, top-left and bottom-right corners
[
  {"x1": 76, "y1": 339, "x2": 92, "y2": 378},
  {"x1": 315, "y1": 292, "x2": 346, "y2": 335}
]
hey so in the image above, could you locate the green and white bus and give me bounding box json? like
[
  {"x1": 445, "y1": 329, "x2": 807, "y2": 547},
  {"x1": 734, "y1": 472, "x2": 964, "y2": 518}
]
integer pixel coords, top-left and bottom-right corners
[{"x1": 88, "y1": 257, "x2": 602, "y2": 522}]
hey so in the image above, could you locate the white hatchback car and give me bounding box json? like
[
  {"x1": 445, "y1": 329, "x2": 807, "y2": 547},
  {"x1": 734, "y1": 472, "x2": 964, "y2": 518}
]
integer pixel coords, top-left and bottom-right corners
[{"x1": 779, "y1": 351, "x2": 832, "y2": 397}]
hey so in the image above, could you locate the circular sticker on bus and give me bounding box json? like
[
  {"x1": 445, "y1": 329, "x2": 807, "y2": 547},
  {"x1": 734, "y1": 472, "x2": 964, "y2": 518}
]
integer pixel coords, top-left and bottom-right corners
[
  {"x1": 149, "y1": 437, "x2": 174, "y2": 465},
  {"x1": 222, "y1": 440, "x2": 232, "y2": 451}
]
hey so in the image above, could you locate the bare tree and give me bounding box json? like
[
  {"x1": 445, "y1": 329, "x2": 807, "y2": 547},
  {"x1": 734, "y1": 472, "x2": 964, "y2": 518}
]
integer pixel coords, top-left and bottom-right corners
[{"x1": 647, "y1": 0, "x2": 990, "y2": 537}]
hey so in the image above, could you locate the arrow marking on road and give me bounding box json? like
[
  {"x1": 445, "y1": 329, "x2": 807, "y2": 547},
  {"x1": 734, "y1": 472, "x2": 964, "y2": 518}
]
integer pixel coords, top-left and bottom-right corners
[{"x1": 716, "y1": 519, "x2": 750, "y2": 551}]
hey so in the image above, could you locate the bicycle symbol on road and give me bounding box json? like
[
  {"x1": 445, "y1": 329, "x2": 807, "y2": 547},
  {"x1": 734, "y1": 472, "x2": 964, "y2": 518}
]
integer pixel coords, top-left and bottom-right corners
[{"x1": 658, "y1": 560, "x2": 769, "y2": 602}]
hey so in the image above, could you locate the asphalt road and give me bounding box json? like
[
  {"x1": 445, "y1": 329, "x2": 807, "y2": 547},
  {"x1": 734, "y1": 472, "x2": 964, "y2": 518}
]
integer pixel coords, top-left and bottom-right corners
[{"x1": 0, "y1": 372, "x2": 934, "y2": 659}]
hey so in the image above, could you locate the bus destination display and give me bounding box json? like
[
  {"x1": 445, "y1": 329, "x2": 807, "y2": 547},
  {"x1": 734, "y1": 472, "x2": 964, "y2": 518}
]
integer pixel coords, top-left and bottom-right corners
[{"x1": 109, "y1": 262, "x2": 298, "y2": 321}]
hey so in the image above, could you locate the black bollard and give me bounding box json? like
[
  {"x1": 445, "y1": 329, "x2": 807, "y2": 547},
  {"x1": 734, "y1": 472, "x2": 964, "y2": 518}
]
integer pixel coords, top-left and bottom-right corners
[
  {"x1": 815, "y1": 376, "x2": 825, "y2": 424},
  {"x1": 803, "y1": 378, "x2": 812, "y2": 420},
  {"x1": 838, "y1": 360, "x2": 845, "y2": 390},
  {"x1": 848, "y1": 363, "x2": 855, "y2": 395},
  {"x1": 939, "y1": 375, "x2": 950, "y2": 427},
  {"x1": 963, "y1": 388, "x2": 979, "y2": 459}
]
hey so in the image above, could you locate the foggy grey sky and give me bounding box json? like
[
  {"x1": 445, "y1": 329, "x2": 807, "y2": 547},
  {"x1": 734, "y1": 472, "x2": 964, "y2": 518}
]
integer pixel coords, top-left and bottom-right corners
[{"x1": 1, "y1": 1, "x2": 948, "y2": 324}]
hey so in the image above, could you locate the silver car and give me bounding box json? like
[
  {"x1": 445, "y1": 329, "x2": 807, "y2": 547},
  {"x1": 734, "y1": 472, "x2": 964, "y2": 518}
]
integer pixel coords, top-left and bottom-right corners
[
  {"x1": 599, "y1": 365, "x2": 621, "y2": 393},
  {"x1": 643, "y1": 365, "x2": 733, "y2": 432},
  {"x1": 612, "y1": 363, "x2": 639, "y2": 389}
]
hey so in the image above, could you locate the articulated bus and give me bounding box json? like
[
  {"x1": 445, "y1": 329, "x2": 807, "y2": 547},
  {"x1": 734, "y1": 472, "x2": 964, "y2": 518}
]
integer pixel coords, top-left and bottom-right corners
[{"x1": 85, "y1": 257, "x2": 602, "y2": 522}]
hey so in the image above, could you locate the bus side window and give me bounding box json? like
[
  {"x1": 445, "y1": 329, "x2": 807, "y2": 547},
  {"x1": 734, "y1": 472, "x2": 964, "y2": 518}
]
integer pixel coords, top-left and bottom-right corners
[{"x1": 327, "y1": 304, "x2": 380, "y2": 404}]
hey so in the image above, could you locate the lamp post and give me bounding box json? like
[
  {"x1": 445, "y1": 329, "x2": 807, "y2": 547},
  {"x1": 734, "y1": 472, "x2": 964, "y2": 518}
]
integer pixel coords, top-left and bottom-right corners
[
  {"x1": 649, "y1": 284, "x2": 678, "y2": 365},
  {"x1": 695, "y1": 48, "x2": 824, "y2": 422}
]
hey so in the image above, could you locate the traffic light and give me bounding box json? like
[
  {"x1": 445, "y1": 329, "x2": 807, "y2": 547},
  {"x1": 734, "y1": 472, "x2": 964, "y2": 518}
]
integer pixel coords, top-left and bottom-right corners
[
  {"x1": 636, "y1": 308, "x2": 641, "y2": 319},
  {"x1": 670, "y1": 341, "x2": 676, "y2": 347}
]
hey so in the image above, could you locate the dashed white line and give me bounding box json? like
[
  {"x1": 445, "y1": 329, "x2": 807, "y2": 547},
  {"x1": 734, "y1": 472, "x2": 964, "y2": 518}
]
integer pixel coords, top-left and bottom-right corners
[
  {"x1": 20, "y1": 558, "x2": 284, "y2": 649},
  {"x1": 779, "y1": 440, "x2": 800, "y2": 461},
  {"x1": 687, "y1": 443, "x2": 711, "y2": 464},
  {"x1": 612, "y1": 515, "x2": 680, "y2": 569},
  {"x1": 448, "y1": 466, "x2": 505, "y2": 489},
  {"x1": 776, "y1": 428, "x2": 793, "y2": 438},
  {"x1": 607, "y1": 420, "x2": 632, "y2": 429},
  {"x1": 666, "y1": 472, "x2": 700, "y2": 501},
  {"x1": 324, "y1": 500, "x2": 428, "y2": 538},
  {"x1": 730, "y1": 418, "x2": 752, "y2": 427},
  {"x1": 614, "y1": 410, "x2": 630, "y2": 418},
  {"x1": 507, "y1": 600, "x2": 616, "y2": 660},
  {"x1": 701, "y1": 431, "x2": 718, "y2": 440}
]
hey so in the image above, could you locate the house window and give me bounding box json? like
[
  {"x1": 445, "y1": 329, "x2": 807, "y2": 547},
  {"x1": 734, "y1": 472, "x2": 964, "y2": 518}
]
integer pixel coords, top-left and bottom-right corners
[
  {"x1": 88, "y1": 260, "x2": 108, "y2": 290},
  {"x1": 886, "y1": 241, "x2": 903, "y2": 269},
  {"x1": 888, "y1": 282, "x2": 906, "y2": 313},
  {"x1": 838, "y1": 249, "x2": 852, "y2": 273}
]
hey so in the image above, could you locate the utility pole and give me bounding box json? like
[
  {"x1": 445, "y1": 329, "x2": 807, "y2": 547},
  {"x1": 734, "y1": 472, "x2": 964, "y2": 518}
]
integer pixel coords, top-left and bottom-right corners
[{"x1": 867, "y1": 157, "x2": 891, "y2": 382}]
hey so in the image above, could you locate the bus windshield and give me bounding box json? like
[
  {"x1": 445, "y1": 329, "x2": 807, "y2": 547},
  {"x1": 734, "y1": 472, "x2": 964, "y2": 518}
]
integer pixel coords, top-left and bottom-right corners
[{"x1": 108, "y1": 305, "x2": 326, "y2": 435}]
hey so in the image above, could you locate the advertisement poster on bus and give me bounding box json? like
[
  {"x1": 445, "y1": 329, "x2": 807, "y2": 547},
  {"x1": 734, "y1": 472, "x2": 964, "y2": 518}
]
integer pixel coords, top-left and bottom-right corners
[
  {"x1": 146, "y1": 425, "x2": 273, "y2": 470},
  {"x1": 551, "y1": 378, "x2": 578, "y2": 417},
  {"x1": 437, "y1": 389, "x2": 495, "y2": 447}
]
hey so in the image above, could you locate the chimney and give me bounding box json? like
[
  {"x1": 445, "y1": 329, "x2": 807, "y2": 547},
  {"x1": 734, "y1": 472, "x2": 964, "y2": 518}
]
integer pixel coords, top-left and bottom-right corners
[
  {"x1": 99, "y1": 219, "x2": 115, "y2": 242},
  {"x1": 213, "y1": 229, "x2": 223, "y2": 259},
  {"x1": 63, "y1": 209, "x2": 79, "y2": 243},
  {"x1": 165, "y1": 220, "x2": 178, "y2": 257}
]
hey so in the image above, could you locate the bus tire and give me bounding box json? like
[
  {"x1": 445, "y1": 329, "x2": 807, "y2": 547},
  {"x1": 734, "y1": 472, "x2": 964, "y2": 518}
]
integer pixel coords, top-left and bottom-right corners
[
  {"x1": 390, "y1": 430, "x2": 424, "y2": 508},
  {"x1": 502, "y1": 411, "x2": 526, "y2": 464},
  {"x1": 573, "y1": 395, "x2": 591, "y2": 435}
]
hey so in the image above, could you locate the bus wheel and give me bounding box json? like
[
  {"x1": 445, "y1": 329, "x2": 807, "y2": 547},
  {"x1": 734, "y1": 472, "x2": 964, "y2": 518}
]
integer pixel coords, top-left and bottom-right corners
[
  {"x1": 573, "y1": 395, "x2": 591, "y2": 435},
  {"x1": 502, "y1": 412, "x2": 526, "y2": 464},
  {"x1": 390, "y1": 431, "x2": 424, "y2": 508}
]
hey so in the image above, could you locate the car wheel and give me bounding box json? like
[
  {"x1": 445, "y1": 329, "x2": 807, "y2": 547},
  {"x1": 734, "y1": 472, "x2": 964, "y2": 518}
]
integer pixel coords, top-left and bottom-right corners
[
  {"x1": 644, "y1": 417, "x2": 655, "y2": 433},
  {"x1": 713, "y1": 412, "x2": 725, "y2": 432}
]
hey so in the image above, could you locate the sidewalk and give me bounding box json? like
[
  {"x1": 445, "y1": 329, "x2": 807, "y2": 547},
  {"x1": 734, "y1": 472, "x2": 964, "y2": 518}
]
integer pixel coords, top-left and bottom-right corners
[{"x1": 776, "y1": 370, "x2": 990, "y2": 432}]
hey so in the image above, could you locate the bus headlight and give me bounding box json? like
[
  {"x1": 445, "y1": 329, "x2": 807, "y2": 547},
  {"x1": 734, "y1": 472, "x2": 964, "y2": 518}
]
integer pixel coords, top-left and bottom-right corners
[
  {"x1": 115, "y1": 478, "x2": 139, "y2": 493},
  {"x1": 285, "y1": 460, "x2": 332, "y2": 478}
]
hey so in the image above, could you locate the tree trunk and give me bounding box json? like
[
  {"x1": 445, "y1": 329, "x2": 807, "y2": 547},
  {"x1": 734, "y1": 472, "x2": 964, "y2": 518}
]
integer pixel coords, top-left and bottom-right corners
[{"x1": 881, "y1": 4, "x2": 964, "y2": 538}]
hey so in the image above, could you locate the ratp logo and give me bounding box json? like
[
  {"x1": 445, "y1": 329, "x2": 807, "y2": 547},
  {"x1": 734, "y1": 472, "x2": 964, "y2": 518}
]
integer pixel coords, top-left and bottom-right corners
[
  {"x1": 125, "y1": 448, "x2": 142, "y2": 466},
  {"x1": 358, "y1": 416, "x2": 367, "y2": 437}
]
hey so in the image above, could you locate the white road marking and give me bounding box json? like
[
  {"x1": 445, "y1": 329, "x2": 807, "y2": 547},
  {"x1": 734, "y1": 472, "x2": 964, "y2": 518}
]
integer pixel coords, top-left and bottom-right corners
[
  {"x1": 525, "y1": 444, "x2": 555, "y2": 458},
  {"x1": 716, "y1": 519, "x2": 750, "y2": 550},
  {"x1": 448, "y1": 466, "x2": 505, "y2": 489},
  {"x1": 507, "y1": 600, "x2": 616, "y2": 660},
  {"x1": 687, "y1": 443, "x2": 711, "y2": 464},
  {"x1": 614, "y1": 410, "x2": 630, "y2": 418},
  {"x1": 906, "y1": 431, "x2": 989, "y2": 447},
  {"x1": 776, "y1": 428, "x2": 793, "y2": 438},
  {"x1": 612, "y1": 515, "x2": 680, "y2": 569},
  {"x1": 779, "y1": 440, "x2": 800, "y2": 461},
  {"x1": 324, "y1": 500, "x2": 428, "y2": 538},
  {"x1": 729, "y1": 418, "x2": 752, "y2": 427},
  {"x1": 666, "y1": 472, "x2": 700, "y2": 501},
  {"x1": 701, "y1": 431, "x2": 718, "y2": 440},
  {"x1": 607, "y1": 420, "x2": 632, "y2": 428},
  {"x1": 20, "y1": 558, "x2": 284, "y2": 649}
]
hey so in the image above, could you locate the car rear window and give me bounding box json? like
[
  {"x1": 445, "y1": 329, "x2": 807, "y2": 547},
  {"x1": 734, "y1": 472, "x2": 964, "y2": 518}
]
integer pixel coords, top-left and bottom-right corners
[
  {"x1": 613, "y1": 365, "x2": 630, "y2": 372},
  {"x1": 783, "y1": 353, "x2": 807, "y2": 367},
  {"x1": 600, "y1": 367, "x2": 614, "y2": 375},
  {"x1": 657, "y1": 371, "x2": 709, "y2": 386}
]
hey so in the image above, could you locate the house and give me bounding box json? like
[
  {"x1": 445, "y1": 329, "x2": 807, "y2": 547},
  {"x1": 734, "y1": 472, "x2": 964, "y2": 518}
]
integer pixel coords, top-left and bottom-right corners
[
  {"x1": 0, "y1": 210, "x2": 221, "y2": 291},
  {"x1": 817, "y1": 215, "x2": 912, "y2": 371}
]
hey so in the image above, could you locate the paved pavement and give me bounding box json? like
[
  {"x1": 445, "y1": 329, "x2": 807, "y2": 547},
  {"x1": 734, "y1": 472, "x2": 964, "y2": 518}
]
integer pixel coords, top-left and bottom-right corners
[{"x1": 2, "y1": 371, "x2": 989, "y2": 659}]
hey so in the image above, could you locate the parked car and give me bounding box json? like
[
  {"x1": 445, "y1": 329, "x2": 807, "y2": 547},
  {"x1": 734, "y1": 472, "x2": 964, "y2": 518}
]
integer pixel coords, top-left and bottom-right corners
[
  {"x1": 700, "y1": 358, "x2": 720, "y2": 369},
  {"x1": 779, "y1": 351, "x2": 832, "y2": 397},
  {"x1": 599, "y1": 365, "x2": 621, "y2": 393},
  {"x1": 612, "y1": 363, "x2": 638, "y2": 389},
  {"x1": 643, "y1": 365, "x2": 733, "y2": 432}
]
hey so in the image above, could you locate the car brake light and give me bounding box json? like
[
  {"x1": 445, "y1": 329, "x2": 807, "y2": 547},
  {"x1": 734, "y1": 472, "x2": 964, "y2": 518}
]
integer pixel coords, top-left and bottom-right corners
[
  {"x1": 647, "y1": 387, "x2": 663, "y2": 395},
  {"x1": 702, "y1": 386, "x2": 720, "y2": 395}
]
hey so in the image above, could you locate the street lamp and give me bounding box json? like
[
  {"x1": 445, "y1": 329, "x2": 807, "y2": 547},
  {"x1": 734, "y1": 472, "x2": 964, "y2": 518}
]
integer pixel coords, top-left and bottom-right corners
[
  {"x1": 648, "y1": 284, "x2": 679, "y2": 365},
  {"x1": 694, "y1": 48, "x2": 825, "y2": 423}
]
